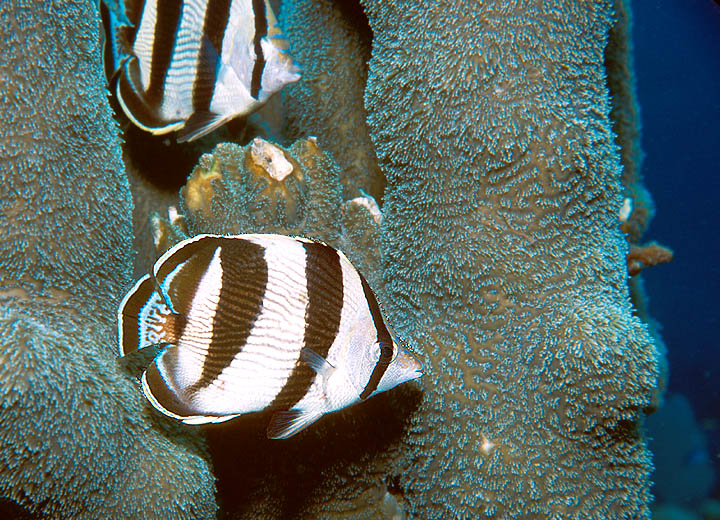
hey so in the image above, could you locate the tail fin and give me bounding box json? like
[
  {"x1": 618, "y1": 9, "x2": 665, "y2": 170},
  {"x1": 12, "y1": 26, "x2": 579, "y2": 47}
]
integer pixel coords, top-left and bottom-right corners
[{"x1": 117, "y1": 274, "x2": 184, "y2": 356}]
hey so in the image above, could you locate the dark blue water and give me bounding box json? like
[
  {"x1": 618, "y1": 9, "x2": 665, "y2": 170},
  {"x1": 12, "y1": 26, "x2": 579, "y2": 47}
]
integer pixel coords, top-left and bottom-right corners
[{"x1": 633, "y1": 0, "x2": 720, "y2": 508}]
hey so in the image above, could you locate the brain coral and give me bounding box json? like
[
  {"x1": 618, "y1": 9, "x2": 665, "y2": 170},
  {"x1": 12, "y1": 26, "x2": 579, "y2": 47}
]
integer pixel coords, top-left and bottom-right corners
[{"x1": 0, "y1": 1, "x2": 216, "y2": 518}]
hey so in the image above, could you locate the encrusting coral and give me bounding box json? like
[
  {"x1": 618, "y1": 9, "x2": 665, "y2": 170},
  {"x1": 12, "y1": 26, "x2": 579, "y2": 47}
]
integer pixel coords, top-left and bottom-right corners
[
  {"x1": 0, "y1": 1, "x2": 216, "y2": 518},
  {"x1": 627, "y1": 242, "x2": 674, "y2": 276},
  {"x1": 180, "y1": 137, "x2": 343, "y2": 243}
]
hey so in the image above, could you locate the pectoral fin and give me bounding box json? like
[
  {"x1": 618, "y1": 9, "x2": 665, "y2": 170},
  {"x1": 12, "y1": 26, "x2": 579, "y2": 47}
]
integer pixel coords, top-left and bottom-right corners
[
  {"x1": 177, "y1": 111, "x2": 228, "y2": 143},
  {"x1": 267, "y1": 408, "x2": 324, "y2": 439},
  {"x1": 300, "y1": 347, "x2": 335, "y2": 378}
]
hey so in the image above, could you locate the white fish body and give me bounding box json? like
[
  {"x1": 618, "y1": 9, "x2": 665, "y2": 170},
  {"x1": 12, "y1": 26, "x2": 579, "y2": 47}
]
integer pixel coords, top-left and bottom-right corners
[
  {"x1": 118, "y1": 234, "x2": 423, "y2": 439},
  {"x1": 101, "y1": 0, "x2": 300, "y2": 142}
]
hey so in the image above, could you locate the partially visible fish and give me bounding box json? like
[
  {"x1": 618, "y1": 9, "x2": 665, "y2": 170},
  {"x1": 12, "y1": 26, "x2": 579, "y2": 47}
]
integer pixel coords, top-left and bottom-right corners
[
  {"x1": 117, "y1": 234, "x2": 423, "y2": 439},
  {"x1": 100, "y1": 0, "x2": 300, "y2": 142}
]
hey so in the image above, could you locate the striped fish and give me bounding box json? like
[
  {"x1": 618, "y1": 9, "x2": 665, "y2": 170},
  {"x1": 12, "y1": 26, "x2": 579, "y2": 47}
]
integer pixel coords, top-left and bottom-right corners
[
  {"x1": 118, "y1": 234, "x2": 423, "y2": 439},
  {"x1": 100, "y1": 0, "x2": 301, "y2": 142}
]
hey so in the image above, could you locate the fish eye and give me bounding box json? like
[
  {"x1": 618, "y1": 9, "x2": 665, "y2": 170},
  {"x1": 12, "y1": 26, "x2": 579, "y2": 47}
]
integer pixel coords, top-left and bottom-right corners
[
  {"x1": 386, "y1": 342, "x2": 398, "y2": 362},
  {"x1": 369, "y1": 341, "x2": 394, "y2": 363},
  {"x1": 374, "y1": 341, "x2": 394, "y2": 363},
  {"x1": 384, "y1": 324, "x2": 399, "y2": 362}
]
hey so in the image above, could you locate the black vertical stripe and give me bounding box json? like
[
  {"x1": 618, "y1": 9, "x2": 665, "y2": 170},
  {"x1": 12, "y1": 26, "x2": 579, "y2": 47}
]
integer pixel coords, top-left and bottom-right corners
[
  {"x1": 156, "y1": 236, "x2": 223, "y2": 283},
  {"x1": 120, "y1": 0, "x2": 147, "y2": 54},
  {"x1": 152, "y1": 236, "x2": 228, "y2": 357},
  {"x1": 192, "y1": 0, "x2": 232, "y2": 112},
  {"x1": 145, "y1": 0, "x2": 183, "y2": 105},
  {"x1": 358, "y1": 273, "x2": 393, "y2": 400},
  {"x1": 126, "y1": 0, "x2": 147, "y2": 27},
  {"x1": 268, "y1": 242, "x2": 344, "y2": 410},
  {"x1": 250, "y1": 0, "x2": 267, "y2": 99},
  {"x1": 119, "y1": 274, "x2": 155, "y2": 355},
  {"x1": 149, "y1": 236, "x2": 225, "y2": 359},
  {"x1": 155, "y1": 236, "x2": 225, "y2": 314},
  {"x1": 189, "y1": 239, "x2": 268, "y2": 391},
  {"x1": 117, "y1": 56, "x2": 171, "y2": 129}
]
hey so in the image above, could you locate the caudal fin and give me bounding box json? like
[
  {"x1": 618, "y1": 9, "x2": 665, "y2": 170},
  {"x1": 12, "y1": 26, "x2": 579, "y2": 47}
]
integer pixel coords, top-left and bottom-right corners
[{"x1": 117, "y1": 274, "x2": 184, "y2": 356}]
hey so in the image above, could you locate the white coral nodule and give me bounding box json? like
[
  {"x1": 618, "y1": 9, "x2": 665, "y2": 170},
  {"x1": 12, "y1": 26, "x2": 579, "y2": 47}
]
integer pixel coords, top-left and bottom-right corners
[{"x1": 250, "y1": 138, "x2": 294, "y2": 181}]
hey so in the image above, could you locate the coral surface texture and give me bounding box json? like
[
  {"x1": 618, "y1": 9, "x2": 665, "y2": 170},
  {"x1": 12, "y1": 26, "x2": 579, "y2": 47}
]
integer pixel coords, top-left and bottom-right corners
[
  {"x1": 356, "y1": 0, "x2": 660, "y2": 518},
  {"x1": 0, "y1": 0, "x2": 662, "y2": 519},
  {"x1": 0, "y1": 1, "x2": 216, "y2": 518}
]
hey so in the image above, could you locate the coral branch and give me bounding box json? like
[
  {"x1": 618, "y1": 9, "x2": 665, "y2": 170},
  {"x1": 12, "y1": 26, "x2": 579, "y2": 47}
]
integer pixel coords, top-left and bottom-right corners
[{"x1": 628, "y1": 241, "x2": 674, "y2": 276}]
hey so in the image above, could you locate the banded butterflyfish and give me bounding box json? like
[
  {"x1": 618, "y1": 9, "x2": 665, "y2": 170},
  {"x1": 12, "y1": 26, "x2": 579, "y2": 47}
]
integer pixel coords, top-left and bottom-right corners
[
  {"x1": 99, "y1": 0, "x2": 301, "y2": 142},
  {"x1": 117, "y1": 234, "x2": 423, "y2": 439}
]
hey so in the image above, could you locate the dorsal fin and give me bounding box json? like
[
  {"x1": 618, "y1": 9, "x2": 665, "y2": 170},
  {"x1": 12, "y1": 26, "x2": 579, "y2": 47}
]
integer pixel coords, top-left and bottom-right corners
[
  {"x1": 115, "y1": 56, "x2": 184, "y2": 134},
  {"x1": 117, "y1": 274, "x2": 186, "y2": 356}
]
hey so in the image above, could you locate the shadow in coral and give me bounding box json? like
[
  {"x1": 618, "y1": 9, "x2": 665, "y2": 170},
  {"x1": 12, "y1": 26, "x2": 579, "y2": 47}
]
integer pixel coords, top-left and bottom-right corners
[
  {"x1": 204, "y1": 385, "x2": 423, "y2": 519},
  {"x1": 0, "y1": 498, "x2": 35, "y2": 520},
  {"x1": 120, "y1": 123, "x2": 230, "y2": 192}
]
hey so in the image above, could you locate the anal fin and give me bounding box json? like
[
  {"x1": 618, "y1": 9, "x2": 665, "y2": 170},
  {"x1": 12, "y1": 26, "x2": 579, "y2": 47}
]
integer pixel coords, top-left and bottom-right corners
[{"x1": 267, "y1": 409, "x2": 324, "y2": 440}]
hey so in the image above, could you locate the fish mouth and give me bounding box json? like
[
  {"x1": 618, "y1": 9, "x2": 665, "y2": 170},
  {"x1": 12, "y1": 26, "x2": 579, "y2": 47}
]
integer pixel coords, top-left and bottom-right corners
[{"x1": 398, "y1": 349, "x2": 424, "y2": 379}]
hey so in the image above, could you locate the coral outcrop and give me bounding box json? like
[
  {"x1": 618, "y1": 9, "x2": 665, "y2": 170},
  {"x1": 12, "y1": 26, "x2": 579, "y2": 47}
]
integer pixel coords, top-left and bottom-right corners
[
  {"x1": 268, "y1": 0, "x2": 661, "y2": 518},
  {"x1": 605, "y1": 0, "x2": 655, "y2": 243},
  {"x1": 359, "y1": 1, "x2": 660, "y2": 517},
  {"x1": 0, "y1": 0, "x2": 664, "y2": 517},
  {"x1": 280, "y1": 0, "x2": 385, "y2": 201},
  {"x1": 605, "y1": 0, "x2": 669, "y2": 401},
  {"x1": 0, "y1": 1, "x2": 216, "y2": 518},
  {"x1": 627, "y1": 242, "x2": 674, "y2": 276}
]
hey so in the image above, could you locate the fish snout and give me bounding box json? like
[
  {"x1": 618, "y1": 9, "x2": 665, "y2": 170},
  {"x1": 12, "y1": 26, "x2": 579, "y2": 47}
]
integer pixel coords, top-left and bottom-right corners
[{"x1": 397, "y1": 348, "x2": 423, "y2": 380}]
